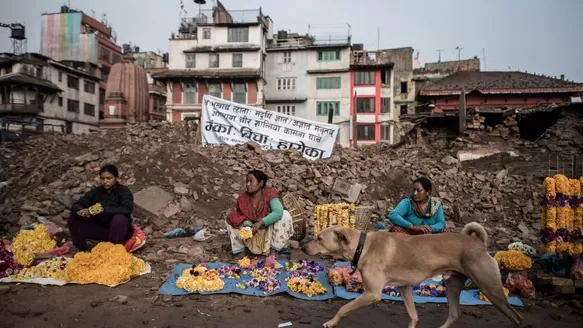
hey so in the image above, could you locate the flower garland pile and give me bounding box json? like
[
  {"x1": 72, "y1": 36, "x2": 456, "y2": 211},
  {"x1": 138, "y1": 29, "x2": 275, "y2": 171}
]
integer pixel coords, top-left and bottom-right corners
[
  {"x1": 493, "y1": 250, "x2": 532, "y2": 271},
  {"x1": 7, "y1": 224, "x2": 57, "y2": 266},
  {"x1": 416, "y1": 283, "x2": 446, "y2": 297},
  {"x1": 239, "y1": 227, "x2": 253, "y2": 240},
  {"x1": 217, "y1": 265, "x2": 243, "y2": 279},
  {"x1": 507, "y1": 242, "x2": 536, "y2": 257},
  {"x1": 176, "y1": 264, "x2": 225, "y2": 292},
  {"x1": 0, "y1": 240, "x2": 23, "y2": 278},
  {"x1": 88, "y1": 203, "x2": 104, "y2": 216},
  {"x1": 285, "y1": 260, "x2": 327, "y2": 297},
  {"x1": 9, "y1": 257, "x2": 68, "y2": 281},
  {"x1": 313, "y1": 203, "x2": 357, "y2": 236},
  {"x1": 65, "y1": 242, "x2": 146, "y2": 287},
  {"x1": 237, "y1": 259, "x2": 282, "y2": 294},
  {"x1": 479, "y1": 287, "x2": 509, "y2": 302},
  {"x1": 540, "y1": 174, "x2": 583, "y2": 255}
]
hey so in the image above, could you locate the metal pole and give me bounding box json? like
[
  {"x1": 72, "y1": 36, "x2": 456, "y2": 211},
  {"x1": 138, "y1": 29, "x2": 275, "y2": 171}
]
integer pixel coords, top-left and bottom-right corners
[{"x1": 352, "y1": 90, "x2": 358, "y2": 148}]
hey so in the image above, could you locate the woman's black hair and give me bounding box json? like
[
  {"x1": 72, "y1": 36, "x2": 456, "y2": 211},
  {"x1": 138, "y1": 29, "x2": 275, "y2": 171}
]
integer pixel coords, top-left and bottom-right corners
[
  {"x1": 413, "y1": 177, "x2": 432, "y2": 193},
  {"x1": 100, "y1": 164, "x2": 119, "y2": 178},
  {"x1": 247, "y1": 169, "x2": 268, "y2": 189}
]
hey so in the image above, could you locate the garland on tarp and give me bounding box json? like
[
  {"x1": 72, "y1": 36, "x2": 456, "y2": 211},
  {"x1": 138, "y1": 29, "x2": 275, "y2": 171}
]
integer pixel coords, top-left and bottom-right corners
[{"x1": 540, "y1": 174, "x2": 583, "y2": 255}]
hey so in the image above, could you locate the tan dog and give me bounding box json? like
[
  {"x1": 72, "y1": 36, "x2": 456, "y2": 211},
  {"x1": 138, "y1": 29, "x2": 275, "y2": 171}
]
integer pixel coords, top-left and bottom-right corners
[{"x1": 302, "y1": 222, "x2": 523, "y2": 328}]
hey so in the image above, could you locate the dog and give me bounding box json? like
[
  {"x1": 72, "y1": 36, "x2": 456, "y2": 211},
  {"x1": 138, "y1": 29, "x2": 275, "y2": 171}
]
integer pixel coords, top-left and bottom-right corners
[{"x1": 302, "y1": 222, "x2": 523, "y2": 328}]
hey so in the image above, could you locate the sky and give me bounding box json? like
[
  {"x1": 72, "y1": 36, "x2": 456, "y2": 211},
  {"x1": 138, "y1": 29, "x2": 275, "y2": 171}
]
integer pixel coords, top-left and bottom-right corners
[{"x1": 1, "y1": 0, "x2": 582, "y2": 81}]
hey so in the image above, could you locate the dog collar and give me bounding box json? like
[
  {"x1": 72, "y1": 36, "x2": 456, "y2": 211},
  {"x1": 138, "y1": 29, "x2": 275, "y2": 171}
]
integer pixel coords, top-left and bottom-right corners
[{"x1": 350, "y1": 232, "x2": 367, "y2": 275}]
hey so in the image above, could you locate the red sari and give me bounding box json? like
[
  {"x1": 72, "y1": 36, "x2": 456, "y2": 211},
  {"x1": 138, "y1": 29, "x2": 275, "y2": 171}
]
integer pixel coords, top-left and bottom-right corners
[{"x1": 227, "y1": 187, "x2": 286, "y2": 228}]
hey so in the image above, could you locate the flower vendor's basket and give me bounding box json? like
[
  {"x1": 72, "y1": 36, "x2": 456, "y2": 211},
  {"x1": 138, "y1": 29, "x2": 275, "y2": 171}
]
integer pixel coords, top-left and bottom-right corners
[
  {"x1": 283, "y1": 193, "x2": 306, "y2": 241},
  {"x1": 355, "y1": 206, "x2": 375, "y2": 231}
]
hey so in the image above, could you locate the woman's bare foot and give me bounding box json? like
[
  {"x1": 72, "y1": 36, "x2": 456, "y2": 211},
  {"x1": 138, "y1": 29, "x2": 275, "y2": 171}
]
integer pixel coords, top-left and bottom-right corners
[{"x1": 234, "y1": 251, "x2": 246, "y2": 260}]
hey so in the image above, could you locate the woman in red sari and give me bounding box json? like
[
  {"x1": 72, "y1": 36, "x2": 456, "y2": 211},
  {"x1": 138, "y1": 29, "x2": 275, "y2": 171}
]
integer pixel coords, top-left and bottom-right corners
[{"x1": 225, "y1": 170, "x2": 294, "y2": 260}]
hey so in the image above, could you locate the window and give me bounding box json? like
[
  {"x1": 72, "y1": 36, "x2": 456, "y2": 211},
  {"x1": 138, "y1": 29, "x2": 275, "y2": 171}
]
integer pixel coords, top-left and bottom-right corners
[
  {"x1": 277, "y1": 78, "x2": 296, "y2": 90},
  {"x1": 112, "y1": 54, "x2": 121, "y2": 64},
  {"x1": 381, "y1": 97, "x2": 391, "y2": 114},
  {"x1": 67, "y1": 75, "x2": 79, "y2": 90},
  {"x1": 101, "y1": 67, "x2": 110, "y2": 82},
  {"x1": 100, "y1": 47, "x2": 110, "y2": 61},
  {"x1": 100, "y1": 88, "x2": 106, "y2": 105},
  {"x1": 357, "y1": 125, "x2": 375, "y2": 141},
  {"x1": 58, "y1": 97, "x2": 63, "y2": 107},
  {"x1": 317, "y1": 50, "x2": 341, "y2": 61},
  {"x1": 84, "y1": 103, "x2": 95, "y2": 116},
  {"x1": 316, "y1": 102, "x2": 340, "y2": 116},
  {"x1": 183, "y1": 83, "x2": 197, "y2": 104},
  {"x1": 208, "y1": 83, "x2": 222, "y2": 98},
  {"x1": 354, "y1": 71, "x2": 375, "y2": 85},
  {"x1": 276, "y1": 105, "x2": 295, "y2": 116},
  {"x1": 186, "y1": 54, "x2": 196, "y2": 68},
  {"x1": 209, "y1": 54, "x2": 219, "y2": 68},
  {"x1": 316, "y1": 77, "x2": 341, "y2": 89},
  {"x1": 228, "y1": 27, "x2": 249, "y2": 42},
  {"x1": 380, "y1": 125, "x2": 391, "y2": 141},
  {"x1": 283, "y1": 52, "x2": 292, "y2": 64},
  {"x1": 84, "y1": 81, "x2": 96, "y2": 94},
  {"x1": 67, "y1": 99, "x2": 80, "y2": 113},
  {"x1": 400, "y1": 104, "x2": 408, "y2": 115},
  {"x1": 356, "y1": 98, "x2": 375, "y2": 113},
  {"x1": 400, "y1": 81, "x2": 408, "y2": 94},
  {"x1": 58, "y1": 72, "x2": 62, "y2": 82},
  {"x1": 203, "y1": 28, "x2": 211, "y2": 39},
  {"x1": 232, "y1": 54, "x2": 243, "y2": 68},
  {"x1": 232, "y1": 83, "x2": 247, "y2": 104}
]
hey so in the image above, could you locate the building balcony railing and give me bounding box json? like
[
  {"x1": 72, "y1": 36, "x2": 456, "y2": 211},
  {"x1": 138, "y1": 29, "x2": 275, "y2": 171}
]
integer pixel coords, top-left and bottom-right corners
[
  {"x1": 0, "y1": 103, "x2": 43, "y2": 114},
  {"x1": 181, "y1": 9, "x2": 264, "y2": 28},
  {"x1": 351, "y1": 51, "x2": 380, "y2": 65}
]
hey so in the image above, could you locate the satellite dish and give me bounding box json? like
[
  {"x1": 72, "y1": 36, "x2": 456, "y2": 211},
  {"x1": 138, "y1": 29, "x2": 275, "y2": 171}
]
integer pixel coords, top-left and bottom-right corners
[{"x1": 194, "y1": 0, "x2": 207, "y2": 4}]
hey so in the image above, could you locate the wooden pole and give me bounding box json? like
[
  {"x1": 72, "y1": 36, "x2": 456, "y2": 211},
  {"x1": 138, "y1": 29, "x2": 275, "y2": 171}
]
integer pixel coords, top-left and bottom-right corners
[{"x1": 458, "y1": 88, "x2": 466, "y2": 137}]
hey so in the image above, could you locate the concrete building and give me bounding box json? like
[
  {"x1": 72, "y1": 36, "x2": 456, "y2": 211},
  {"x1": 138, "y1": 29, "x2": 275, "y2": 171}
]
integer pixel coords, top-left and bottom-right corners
[
  {"x1": 40, "y1": 5, "x2": 122, "y2": 120},
  {"x1": 0, "y1": 53, "x2": 99, "y2": 134},
  {"x1": 349, "y1": 47, "x2": 395, "y2": 145},
  {"x1": 264, "y1": 31, "x2": 353, "y2": 146},
  {"x1": 151, "y1": 1, "x2": 272, "y2": 122}
]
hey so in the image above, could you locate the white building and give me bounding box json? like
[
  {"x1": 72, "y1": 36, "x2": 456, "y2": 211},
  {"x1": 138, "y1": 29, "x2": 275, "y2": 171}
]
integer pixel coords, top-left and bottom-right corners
[
  {"x1": 265, "y1": 32, "x2": 352, "y2": 146},
  {"x1": 152, "y1": 1, "x2": 273, "y2": 122},
  {"x1": 0, "y1": 53, "x2": 99, "y2": 134}
]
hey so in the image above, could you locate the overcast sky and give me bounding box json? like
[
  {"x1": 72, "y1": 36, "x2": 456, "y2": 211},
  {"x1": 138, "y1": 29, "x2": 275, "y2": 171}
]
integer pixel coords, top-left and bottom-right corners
[{"x1": 1, "y1": 0, "x2": 582, "y2": 81}]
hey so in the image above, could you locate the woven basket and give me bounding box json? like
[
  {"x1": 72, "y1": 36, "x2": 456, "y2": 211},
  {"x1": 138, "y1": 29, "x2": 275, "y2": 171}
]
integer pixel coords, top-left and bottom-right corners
[
  {"x1": 355, "y1": 206, "x2": 375, "y2": 231},
  {"x1": 283, "y1": 193, "x2": 306, "y2": 241}
]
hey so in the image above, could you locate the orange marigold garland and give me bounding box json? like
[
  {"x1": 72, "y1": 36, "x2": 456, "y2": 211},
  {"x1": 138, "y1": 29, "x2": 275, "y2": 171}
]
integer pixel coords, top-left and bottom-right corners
[{"x1": 541, "y1": 177, "x2": 557, "y2": 253}]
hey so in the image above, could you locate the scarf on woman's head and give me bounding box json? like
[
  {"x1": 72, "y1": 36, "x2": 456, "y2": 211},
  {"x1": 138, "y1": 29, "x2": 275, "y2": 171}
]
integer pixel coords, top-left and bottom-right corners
[{"x1": 409, "y1": 196, "x2": 442, "y2": 219}]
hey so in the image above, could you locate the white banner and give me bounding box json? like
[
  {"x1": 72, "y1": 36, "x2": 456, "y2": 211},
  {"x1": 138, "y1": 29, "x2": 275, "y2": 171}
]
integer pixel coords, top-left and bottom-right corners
[{"x1": 201, "y1": 95, "x2": 339, "y2": 160}]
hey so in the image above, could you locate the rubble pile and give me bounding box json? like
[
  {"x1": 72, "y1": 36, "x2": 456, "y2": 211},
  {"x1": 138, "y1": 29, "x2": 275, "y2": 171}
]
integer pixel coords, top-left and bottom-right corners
[{"x1": 4, "y1": 116, "x2": 582, "y2": 254}]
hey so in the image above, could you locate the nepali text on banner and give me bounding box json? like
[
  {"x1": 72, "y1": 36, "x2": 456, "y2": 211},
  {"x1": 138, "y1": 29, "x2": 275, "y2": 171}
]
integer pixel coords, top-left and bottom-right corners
[{"x1": 201, "y1": 95, "x2": 339, "y2": 160}]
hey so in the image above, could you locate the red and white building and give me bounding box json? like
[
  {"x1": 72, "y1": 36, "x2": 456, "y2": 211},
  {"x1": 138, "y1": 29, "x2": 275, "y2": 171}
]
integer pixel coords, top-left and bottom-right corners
[
  {"x1": 152, "y1": 1, "x2": 272, "y2": 122},
  {"x1": 349, "y1": 49, "x2": 395, "y2": 145}
]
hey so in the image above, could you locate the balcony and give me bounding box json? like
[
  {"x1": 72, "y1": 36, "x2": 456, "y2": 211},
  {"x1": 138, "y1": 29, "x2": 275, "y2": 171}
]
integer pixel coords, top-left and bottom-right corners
[
  {"x1": 351, "y1": 50, "x2": 393, "y2": 69},
  {"x1": 181, "y1": 8, "x2": 264, "y2": 28},
  {"x1": 0, "y1": 103, "x2": 43, "y2": 115}
]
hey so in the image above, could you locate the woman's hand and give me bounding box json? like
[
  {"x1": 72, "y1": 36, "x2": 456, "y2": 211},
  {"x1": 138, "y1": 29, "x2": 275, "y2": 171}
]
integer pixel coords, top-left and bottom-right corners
[
  {"x1": 252, "y1": 221, "x2": 264, "y2": 233},
  {"x1": 77, "y1": 209, "x2": 90, "y2": 217},
  {"x1": 409, "y1": 225, "x2": 420, "y2": 231},
  {"x1": 420, "y1": 224, "x2": 432, "y2": 234}
]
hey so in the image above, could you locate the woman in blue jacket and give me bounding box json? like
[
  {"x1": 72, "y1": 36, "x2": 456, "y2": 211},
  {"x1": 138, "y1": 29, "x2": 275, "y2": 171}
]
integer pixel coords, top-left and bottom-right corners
[{"x1": 387, "y1": 177, "x2": 452, "y2": 234}]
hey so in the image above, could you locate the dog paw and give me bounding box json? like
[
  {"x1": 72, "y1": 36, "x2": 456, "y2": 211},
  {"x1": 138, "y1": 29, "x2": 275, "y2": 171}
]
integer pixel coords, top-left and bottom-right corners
[{"x1": 323, "y1": 320, "x2": 337, "y2": 328}]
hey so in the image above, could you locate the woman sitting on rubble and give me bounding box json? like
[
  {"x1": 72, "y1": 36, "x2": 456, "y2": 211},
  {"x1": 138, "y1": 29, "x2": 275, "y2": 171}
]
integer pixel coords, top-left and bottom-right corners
[
  {"x1": 225, "y1": 169, "x2": 294, "y2": 260},
  {"x1": 68, "y1": 164, "x2": 146, "y2": 253},
  {"x1": 387, "y1": 177, "x2": 452, "y2": 235}
]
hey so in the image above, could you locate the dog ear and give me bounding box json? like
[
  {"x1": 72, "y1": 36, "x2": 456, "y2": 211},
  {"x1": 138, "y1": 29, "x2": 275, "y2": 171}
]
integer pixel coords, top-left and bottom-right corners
[{"x1": 334, "y1": 230, "x2": 348, "y2": 244}]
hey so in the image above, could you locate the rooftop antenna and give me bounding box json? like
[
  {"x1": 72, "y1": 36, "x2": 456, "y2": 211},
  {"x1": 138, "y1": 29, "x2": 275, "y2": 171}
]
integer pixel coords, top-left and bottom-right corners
[
  {"x1": 194, "y1": 0, "x2": 206, "y2": 19},
  {"x1": 90, "y1": 9, "x2": 96, "y2": 18},
  {"x1": 377, "y1": 27, "x2": 380, "y2": 51},
  {"x1": 482, "y1": 48, "x2": 487, "y2": 71},
  {"x1": 436, "y1": 49, "x2": 444, "y2": 62},
  {"x1": 455, "y1": 46, "x2": 463, "y2": 60}
]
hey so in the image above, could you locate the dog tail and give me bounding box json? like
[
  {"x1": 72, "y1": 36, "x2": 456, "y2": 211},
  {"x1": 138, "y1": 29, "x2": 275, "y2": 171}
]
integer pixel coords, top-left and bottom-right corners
[{"x1": 461, "y1": 222, "x2": 488, "y2": 246}]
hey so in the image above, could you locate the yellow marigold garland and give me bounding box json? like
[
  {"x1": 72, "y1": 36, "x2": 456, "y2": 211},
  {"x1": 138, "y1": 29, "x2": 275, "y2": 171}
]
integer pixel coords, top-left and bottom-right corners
[
  {"x1": 8, "y1": 225, "x2": 57, "y2": 266},
  {"x1": 314, "y1": 203, "x2": 357, "y2": 236},
  {"x1": 286, "y1": 276, "x2": 327, "y2": 297},
  {"x1": 542, "y1": 207, "x2": 557, "y2": 230},
  {"x1": 176, "y1": 264, "x2": 225, "y2": 292},
  {"x1": 493, "y1": 250, "x2": 532, "y2": 271},
  {"x1": 553, "y1": 174, "x2": 570, "y2": 195},
  {"x1": 9, "y1": 257, "x2": 68, "y2": 281},
  {"x1": 239, "y1": 227, "x2": 253, "y2": 240},
  {"x1": 65, "y1": 242, "x2": 145, "y2": 287},
  {"x1": 543, "y1": 177, "x2": 556, "y2": 197}
]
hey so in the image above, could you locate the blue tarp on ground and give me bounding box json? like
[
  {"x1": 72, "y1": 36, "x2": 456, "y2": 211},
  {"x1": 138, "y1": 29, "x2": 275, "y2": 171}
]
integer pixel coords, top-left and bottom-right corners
[
  {"x1": 332, "y1": 261, "x2": 523, "y2": 306},
  {"x1": 158, "y1": 260, "x2": 335, "y2": 301},
  {"x1": 158, "y1": 260, "x2": 523, "y2": 306}
]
